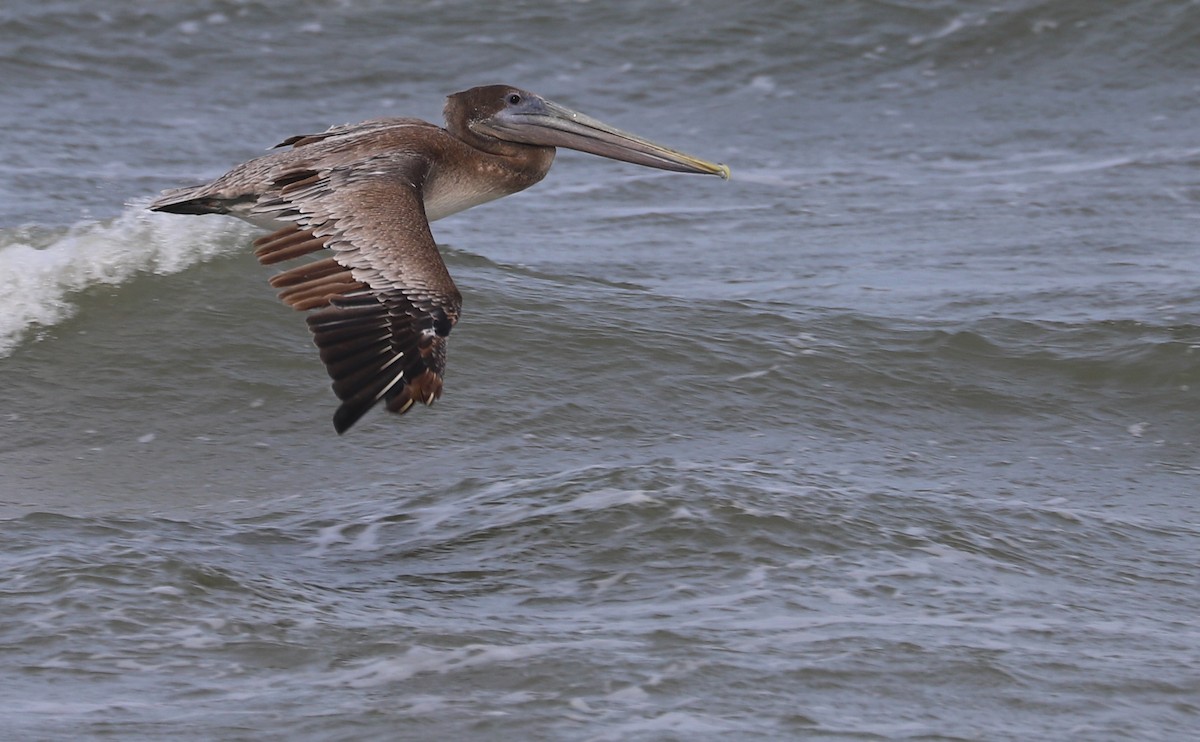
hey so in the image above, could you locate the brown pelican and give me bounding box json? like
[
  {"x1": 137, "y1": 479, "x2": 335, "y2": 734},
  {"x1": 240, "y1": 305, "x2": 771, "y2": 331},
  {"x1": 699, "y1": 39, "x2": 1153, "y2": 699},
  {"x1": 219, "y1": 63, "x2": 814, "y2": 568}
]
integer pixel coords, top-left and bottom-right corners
[{"x1": 150, "y1": 84, "x2": 729, "y2": 433}]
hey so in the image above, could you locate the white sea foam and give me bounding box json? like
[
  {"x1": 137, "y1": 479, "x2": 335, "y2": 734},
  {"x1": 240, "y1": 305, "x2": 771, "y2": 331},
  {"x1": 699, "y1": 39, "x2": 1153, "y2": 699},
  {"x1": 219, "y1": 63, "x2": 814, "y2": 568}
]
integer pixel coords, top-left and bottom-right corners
[{"x1": 0, "y1": 200, "x2": 252, "y2": 357}]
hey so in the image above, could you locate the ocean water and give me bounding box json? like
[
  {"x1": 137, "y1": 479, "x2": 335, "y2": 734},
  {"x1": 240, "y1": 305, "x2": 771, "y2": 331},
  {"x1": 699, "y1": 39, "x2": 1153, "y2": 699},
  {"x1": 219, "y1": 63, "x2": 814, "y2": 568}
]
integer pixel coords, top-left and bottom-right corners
[{"x1": 1, "y1": 1, "x2": 1198, "y2": 739}]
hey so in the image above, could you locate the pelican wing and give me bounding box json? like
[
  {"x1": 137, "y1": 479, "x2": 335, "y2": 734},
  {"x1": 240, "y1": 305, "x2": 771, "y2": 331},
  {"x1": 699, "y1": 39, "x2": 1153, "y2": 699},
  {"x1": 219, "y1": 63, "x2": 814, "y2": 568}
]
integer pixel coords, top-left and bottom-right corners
[{"x1": 250, "y1": 155, "x2": 462, "y2": 434}]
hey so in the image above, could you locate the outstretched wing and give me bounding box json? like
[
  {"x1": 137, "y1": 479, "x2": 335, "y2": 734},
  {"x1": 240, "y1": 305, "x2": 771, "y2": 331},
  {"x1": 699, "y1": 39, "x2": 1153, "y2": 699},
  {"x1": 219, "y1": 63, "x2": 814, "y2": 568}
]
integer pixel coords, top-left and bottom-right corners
[{"x1": 250, "y1": 155, "x2": 462, "y2": 434}]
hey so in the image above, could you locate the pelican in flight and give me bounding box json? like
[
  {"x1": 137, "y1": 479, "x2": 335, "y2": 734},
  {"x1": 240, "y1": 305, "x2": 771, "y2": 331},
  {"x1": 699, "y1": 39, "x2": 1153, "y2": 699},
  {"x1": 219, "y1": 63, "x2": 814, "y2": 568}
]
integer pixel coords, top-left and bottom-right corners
[{"x1": 151, "y1": 84, "x2": 729, "y2": 433}]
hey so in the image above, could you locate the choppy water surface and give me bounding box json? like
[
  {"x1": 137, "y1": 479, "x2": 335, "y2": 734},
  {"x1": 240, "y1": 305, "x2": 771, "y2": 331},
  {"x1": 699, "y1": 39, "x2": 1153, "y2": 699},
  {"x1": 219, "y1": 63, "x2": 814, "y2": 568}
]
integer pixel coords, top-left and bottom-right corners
[{"x1": 2, "y1": 1, "x2": 1198, "y2": 739}]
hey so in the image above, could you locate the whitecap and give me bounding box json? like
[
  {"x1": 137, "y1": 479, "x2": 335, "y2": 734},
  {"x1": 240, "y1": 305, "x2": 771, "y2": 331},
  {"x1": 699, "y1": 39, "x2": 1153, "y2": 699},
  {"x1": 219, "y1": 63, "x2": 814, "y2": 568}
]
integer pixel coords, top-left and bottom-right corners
[{"x1": 0, "y1": 201, "x2": 252, "y2": 357}]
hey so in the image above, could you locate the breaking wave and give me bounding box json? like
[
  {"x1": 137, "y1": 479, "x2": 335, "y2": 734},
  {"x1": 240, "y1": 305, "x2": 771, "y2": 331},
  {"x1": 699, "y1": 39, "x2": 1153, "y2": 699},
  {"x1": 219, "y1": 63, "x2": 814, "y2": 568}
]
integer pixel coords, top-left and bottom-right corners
[{"x1": 0, "y1": 201, "x2": 251, "y2": 356}]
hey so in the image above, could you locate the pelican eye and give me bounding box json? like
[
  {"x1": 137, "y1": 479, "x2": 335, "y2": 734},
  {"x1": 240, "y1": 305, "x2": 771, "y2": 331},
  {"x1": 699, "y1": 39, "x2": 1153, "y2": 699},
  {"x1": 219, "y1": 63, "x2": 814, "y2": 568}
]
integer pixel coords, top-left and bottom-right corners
[{"x1": 506, "y1": 93, "x2": 522, "y2": 105}]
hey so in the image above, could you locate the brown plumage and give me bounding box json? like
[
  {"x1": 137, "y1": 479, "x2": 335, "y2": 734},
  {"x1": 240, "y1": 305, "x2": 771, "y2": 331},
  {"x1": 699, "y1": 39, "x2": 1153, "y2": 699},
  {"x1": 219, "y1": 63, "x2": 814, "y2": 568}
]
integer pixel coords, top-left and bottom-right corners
[{"x1": 150, "y1": 85, "x2": 728, "y2": 433}]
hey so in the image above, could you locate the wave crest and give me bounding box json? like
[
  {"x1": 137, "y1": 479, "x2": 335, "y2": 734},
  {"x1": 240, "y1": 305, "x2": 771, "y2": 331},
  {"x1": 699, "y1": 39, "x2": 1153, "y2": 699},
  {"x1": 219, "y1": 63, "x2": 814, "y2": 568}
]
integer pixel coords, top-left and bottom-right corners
[{"x1": 0, "y1": 201, "x2": 251, "y2": 356}]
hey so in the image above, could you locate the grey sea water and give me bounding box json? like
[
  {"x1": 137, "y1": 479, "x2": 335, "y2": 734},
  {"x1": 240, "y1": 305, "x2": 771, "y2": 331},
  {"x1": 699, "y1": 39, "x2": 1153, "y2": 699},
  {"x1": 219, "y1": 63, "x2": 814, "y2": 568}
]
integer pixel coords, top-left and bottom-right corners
[{"x1": 1, "y1": 1, "x2": 1198, "y2": 739}]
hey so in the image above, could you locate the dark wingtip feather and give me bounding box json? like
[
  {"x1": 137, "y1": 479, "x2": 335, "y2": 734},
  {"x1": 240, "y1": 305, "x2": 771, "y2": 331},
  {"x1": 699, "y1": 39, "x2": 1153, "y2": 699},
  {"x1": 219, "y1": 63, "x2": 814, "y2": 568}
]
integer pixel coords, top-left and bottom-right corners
[
  {"x1": 148, "y1": 184, "x2": 236, "y2": 215},
  {"x1": 333, "y1": 398, "x2": 373, "y2": 434},
  {"x1": 332, "y1": 409, "x2": 354, "y2": 435},
  {"x1": 148, "y1": 198, "x2": 224, "y2": 216}
]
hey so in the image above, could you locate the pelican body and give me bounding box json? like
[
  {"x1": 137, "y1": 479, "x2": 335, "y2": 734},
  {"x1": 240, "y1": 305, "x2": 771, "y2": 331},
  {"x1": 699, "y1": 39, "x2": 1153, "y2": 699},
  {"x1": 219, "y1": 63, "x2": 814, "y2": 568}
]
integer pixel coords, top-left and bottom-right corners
[{"x1": 151, "y1": 85, "x2": 728, "y2": 433}]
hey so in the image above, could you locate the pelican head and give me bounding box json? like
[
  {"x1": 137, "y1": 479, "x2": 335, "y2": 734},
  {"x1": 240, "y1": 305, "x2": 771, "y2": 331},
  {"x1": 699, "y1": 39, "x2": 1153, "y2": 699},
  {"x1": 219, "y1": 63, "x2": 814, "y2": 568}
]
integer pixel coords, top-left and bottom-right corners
[{"x1": 446, "y1": 85, "x2": 731, "y2": 179}]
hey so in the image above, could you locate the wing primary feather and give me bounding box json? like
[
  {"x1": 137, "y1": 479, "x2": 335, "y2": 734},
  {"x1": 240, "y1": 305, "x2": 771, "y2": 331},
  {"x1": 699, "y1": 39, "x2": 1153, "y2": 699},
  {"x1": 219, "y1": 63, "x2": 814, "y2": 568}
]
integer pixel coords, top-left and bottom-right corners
[
  {"x1": 312, "y1": 331, "x2": 393, "y2": 363},
  {"x1": 322, "y1": 344, "x2": 394, "y2": 378},
  {"x1": 332, "y1": 366, "x2": 407, "y2": 434}
]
